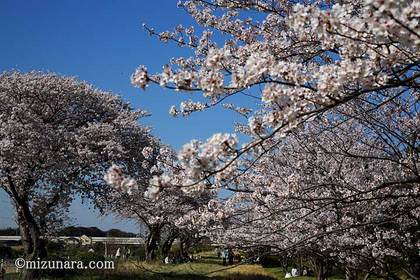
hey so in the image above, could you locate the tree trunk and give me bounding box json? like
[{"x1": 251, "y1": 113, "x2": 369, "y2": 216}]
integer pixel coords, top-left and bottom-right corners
[
  {"x1": 363, "y1": 272, "x2": 371, "y2": 280},
  {"x1": 313, "y1": 258, "x2": 328, "y2": 280},
  {"x1": 145, "y1": 225, "x2": 160, "y2": 261},
  {"x1": 345, "y1": 266, "x2": 357, "y2": 280},
  {"x1": 316, "y1": 263, "x2": 324, "y2": 280},
  {"x1": 160, "y1": 235, "x2": 176, "y2": 259},
  {"x1": 299, "y1": 255, "x2": 303, "y2": 276},
  {"x1": 180, "y1": 235, "x2": 192, "y2": 259},
  {"x1": 16, "y1": 201, "x2": 47, "y2": 280}
]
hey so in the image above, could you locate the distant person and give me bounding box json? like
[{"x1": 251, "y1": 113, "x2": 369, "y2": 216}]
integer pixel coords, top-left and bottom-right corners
[
  {"x1": 302, "y1": 268, "x2": 308, "y2": 276},
  {"x1": 307, "y1": 268, "x2": 314, "y2": 276},
  {"x1": 291, "y1": 267, "x2": 299, "y2": 277},
  {"x1": 221, "y1": 249, "x2": 227, "y2": 266},
  {"x1": 115, "y1": 248, "x2": 121, "y2": 262},
  {"x1": 0, "y1": 259, "x2": 5, "y2": 279},
  {"x1": 228, "y1": 249, "x2": 234, "y2": 265},
  {"x1": 174, "y1": 255, "x2": 183, "y2": 264},
  {"x1": 236, "y1": 253, "x2": 242, "y2": 263},
  {"x1": 164, "y1": 256, "x2": 170, "y2": 264},
  {"x1": 0, "y1": 268, "x2": 4, "y2": 280}
]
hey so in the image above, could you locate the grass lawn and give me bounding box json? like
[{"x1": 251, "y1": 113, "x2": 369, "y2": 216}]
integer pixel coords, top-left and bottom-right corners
[
  {"x1": 4, "y1": 261, "x2": 299, "y2": 280},
  {"x1": 62, "y1": 261, "x2": 280, "y2": 280},
  {"x1": 3, "y1": 252, "x2": 346, "y2": 280},
  {"x1": 5, "y1": 262, "x2": 342, "y2": 280}
]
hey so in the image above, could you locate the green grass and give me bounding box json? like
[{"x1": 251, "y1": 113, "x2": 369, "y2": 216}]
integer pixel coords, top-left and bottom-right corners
[
  {"x1": 5, "y1": 261, "x2": 280, "y2": 280},
  {"x1": 2, "y1": 251, "x2": 347, "y2": 280},
  {"x1": 84, "y1": 261, "x2": 279, "y2": 280}
]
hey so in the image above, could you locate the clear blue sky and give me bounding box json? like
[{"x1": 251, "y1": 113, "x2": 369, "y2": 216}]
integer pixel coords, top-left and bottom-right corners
[{"x1": 0, "y1": 0, "x2": 240, "y2": 233}]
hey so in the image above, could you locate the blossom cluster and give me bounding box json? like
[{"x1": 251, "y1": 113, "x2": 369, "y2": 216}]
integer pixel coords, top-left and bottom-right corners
[{"x1": 104, "y1": 165, "x2": 138, "y2": 195}]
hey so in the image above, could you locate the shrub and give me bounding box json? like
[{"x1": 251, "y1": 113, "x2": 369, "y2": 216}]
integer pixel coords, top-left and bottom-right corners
[
  {"x1": 260, "y1": 255, "x2": 282, "y2": 268},
  {"x1": 73, "y1": 251, "x2": 105, "y2": 264},
  {"x1": 0, "y1": 246, "x2": 12, "y2": 259}
]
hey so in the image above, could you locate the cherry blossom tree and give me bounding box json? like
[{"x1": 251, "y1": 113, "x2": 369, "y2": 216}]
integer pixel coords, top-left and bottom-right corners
[
  {"x1": 0, "y1": 71, "x2": 156, "y2": 280},
  {"x1": 131, "y1": 0, "x2": 418, "y2": 194},
  {"x1": 127, "y1": 1, "x2": 418, "y2": 276},
  {"x1": 104, "y1": 0, "x2": 418, "y2": 276},
  {"x1": 103, "y1": 145, "x2": 213, "y2": 261},
  {"x1": 177, "y1": 91, "x2": 419, "y2": 279}
]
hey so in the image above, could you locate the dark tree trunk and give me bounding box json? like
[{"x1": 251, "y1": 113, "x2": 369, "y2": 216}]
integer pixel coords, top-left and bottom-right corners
[
  {"x1": 316, "y1": 263, "x2": 324, "y2": 280},
  {"x1": 363, "y1": 272, "x2": 371, "y2": 280},
  {"x1": 180, "y1": 235, "x2": 192, "y2": 259},
  {"x1": 160, "y1": 235, "x2": 177, "y2": 259},
  {"x1": 145, "y1": 225, "x2": 160, "y2": 261},
  {"x1": 345, "y1": 266, "x2": 357, "y2": 280},
  {"x1": 312, "y1": 257, "x2": 328, "y2": 280},
  {"x1": 16, "y1": 201, "x2": 47, "y2": 280},
  {"x1": 299, "y1": 255, "x2": 303, "y2": 276}
]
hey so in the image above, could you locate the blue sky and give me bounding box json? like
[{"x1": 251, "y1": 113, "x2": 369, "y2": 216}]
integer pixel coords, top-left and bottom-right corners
[{"x1": 0, "y1": 0, "x2": 241, "y2": 233}]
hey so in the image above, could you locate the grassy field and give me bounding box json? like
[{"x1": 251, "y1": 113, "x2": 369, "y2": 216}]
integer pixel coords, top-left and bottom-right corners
[
  {"x1": 2, "y1": 251, "x2": 337, "y2": 280},
  {"x1": 5, "y1": 262, "x2": 279, "y2": 280},
  {"x1": 4, "y1": 261, "x2": 322, "y2": 280}
]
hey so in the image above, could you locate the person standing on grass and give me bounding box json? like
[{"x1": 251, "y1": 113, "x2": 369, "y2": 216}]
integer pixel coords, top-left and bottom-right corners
[
  {"x1": 115, "y1": 248, "x2": 121, "y2": 263},
  {"x1": 0, "y1": 259, "x2": 5, "y2": 280},
  {"x1": 221, "y1": 249, "x2": 227, "y2": 266},
  {"x1": 228, "y1": 249, "x2": 234, "y2": 265}
]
